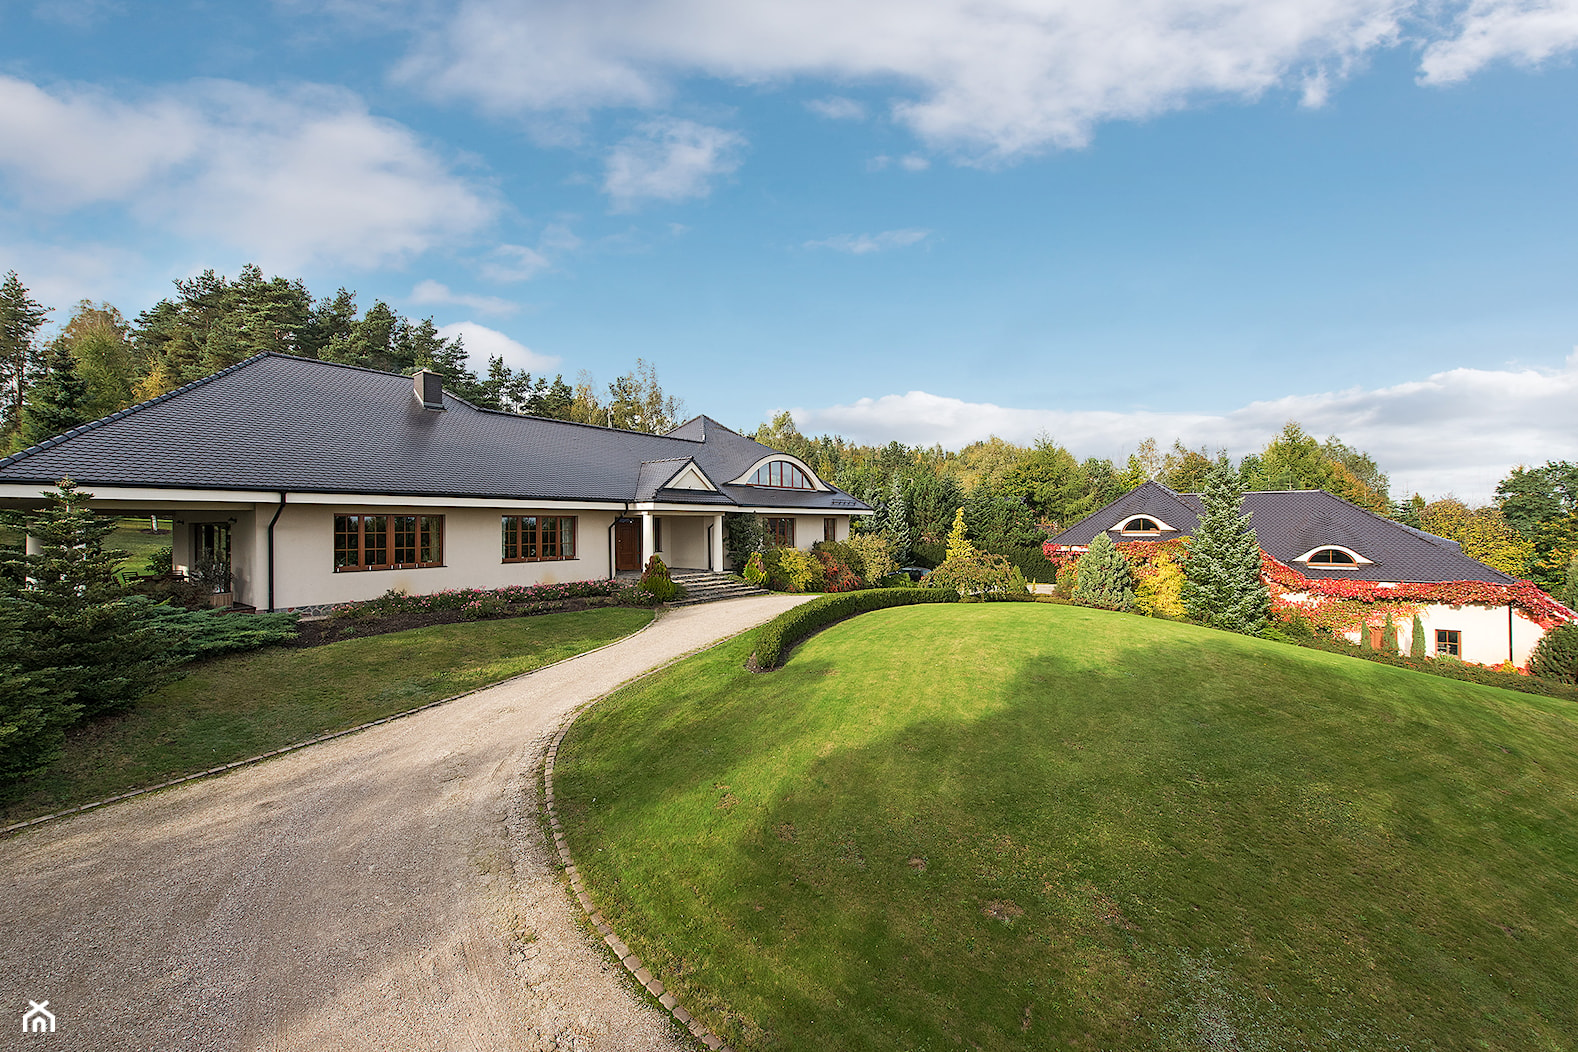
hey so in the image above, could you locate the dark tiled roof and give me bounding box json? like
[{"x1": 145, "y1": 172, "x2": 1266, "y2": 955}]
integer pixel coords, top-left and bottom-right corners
[
  {"x1": 0, "y1": 354, "x2": 872, "y2": 513},
  {"x1": 1052, "y1": 480, "x2": 1511, "y2": 585}
]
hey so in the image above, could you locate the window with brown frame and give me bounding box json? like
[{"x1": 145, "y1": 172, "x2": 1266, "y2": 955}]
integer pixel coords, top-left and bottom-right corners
[
  {"x1": 335, "y1": 514, "x2": 444, "y2": 571},
  {"x1": 1435, "y1": 629, "x2": 1461, "y2": 657},
  {"x1": 765, "y1": 516, "x2": 795, "y2": 548},
  {"x1": 747, "y1": 461, "x2": 816, "y2": 489},
  {"x1": 824, "y1": 517, "x2": 837, "y2": 542},
  {"x1": 502, "y1": 515, "x2": 578, "y2": 562}
]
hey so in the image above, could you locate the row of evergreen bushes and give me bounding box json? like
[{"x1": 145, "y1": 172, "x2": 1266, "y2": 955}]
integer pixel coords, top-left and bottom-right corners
[{"x1": 746, "y1": 588, "x2": 960, "y2": 671}]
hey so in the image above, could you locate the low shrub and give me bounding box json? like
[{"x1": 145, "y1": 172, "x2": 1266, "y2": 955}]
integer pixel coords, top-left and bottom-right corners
[
  {"x1": 742, "y1": 551, "x2": 769, "y2": 588},
  {"x1": 920, "y1": 551, "x2": 1029, "y2": 600},
  {"x1": 763, "y1": 547, "x2": 826, "y2": 593},
  {"x1": 640, "y1": 555, "x2": 686, "y2": 604},
  {"x1": 877, "y1": 572, "x2": 915, "y2": 588},
  {"x1": 132, "y1": 574, "x2": 214, "y2": 611},
  {"x1": 1528, "y1": 622, "x2": 1578, "y2": 684},
  {"x1": 844, "y1": 533, "x2": 898, "y2": 584},
  {"x1": 747, "y1": 588, "x2": 961, "y2": 671},
  {"x1": 144, "y1": 545, "x2": 174, "y2": 577},
  {"x1": 1054, "y1": 561, "x2": 1078, "y2": 599},
  {"x1": 335, "y1": 579, "x2": 637, "y2": 618},
  {"x1": 125, "y1": 596, "x2": 300, "y2": 659}
]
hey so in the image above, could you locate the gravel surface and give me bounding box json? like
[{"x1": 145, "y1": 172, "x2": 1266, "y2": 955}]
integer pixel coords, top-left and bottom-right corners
[{"x1": 0, "y1": 595, "x2": 813, "y2": 1051}]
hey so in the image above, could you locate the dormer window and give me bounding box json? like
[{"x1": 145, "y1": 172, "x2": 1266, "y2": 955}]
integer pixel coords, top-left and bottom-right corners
[
  {"x1": 1295, "y1": 545, "x2": 1370, "y2": 568},
  {"x1": 747, "y1": 460, "x2": 815, "y2": 489},
  {"x1": 1116, "y1": 514, "x2": 1171, "y2": 534}
]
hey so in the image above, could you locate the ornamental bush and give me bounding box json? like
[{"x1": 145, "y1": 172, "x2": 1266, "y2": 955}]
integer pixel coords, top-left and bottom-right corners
[
  {"x1": 844, "y1": 533, "x2": 898, "y2": 585},
  {"x1": 1072, "y1": 533, "x2": 1135, "y2": 612},
  {"x1": 1134, "y1": 551, "x2": 1186, "y2": 619},
  {"x1": 747, "y1": 588, "x2": 961, "y2": 670},
  {"x1": 920, "y1": 550, "x2": 1029, "y2": 600},
  {"x1": 813, "y1": 544, "x2": 863, "y2": 592},
  {"x1": 1410, "y1": 612, "x2": 1427, "y2": 659},
  {"x1": 640, "y1": 555, "x2": 686, "y2": 603},
  {"x1": 773, "y1": 548, "x2": 826, "y2": 593},
  {"x1": 1053, "y1": 560, "x2": 1079, "y2": 599},
  {"x1": 1528, "y1": 622, "x2": 1578, "y2": 684},
  {"x1": 1381, "y1": 616, "x2": 1400, "y2": 656},
  {"x1": 742, "y1": 551, "x2": 769, "y2": 588}
]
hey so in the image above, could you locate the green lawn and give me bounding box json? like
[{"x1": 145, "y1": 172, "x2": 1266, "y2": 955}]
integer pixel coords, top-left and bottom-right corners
[
  {"x1": 3, "y1": 607, "x2": 652, "y2": 824},
  {"x1": 555, "y1": 603, "x2": 1578, "y2": 1051}
]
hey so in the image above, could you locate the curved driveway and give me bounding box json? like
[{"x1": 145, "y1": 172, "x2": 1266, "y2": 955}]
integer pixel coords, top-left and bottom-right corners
[{"x1": 1, "y1": 595, "x2": 812, "y2": 1052}]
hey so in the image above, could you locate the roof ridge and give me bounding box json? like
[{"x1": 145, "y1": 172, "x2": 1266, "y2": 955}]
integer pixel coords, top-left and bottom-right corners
[{"x1": 0, "y1": 352, "x2": 274, "y2": 471}]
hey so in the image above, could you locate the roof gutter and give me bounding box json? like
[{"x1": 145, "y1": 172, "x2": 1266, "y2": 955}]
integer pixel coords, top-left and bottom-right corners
[{"x1": 266, "y1": 491, "x2": 286, "y2": 612}]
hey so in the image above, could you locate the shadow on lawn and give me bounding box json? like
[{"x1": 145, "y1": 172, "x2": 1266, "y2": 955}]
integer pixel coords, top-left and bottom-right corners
[{"x1": 566, "y1": 613, "x2": 1578, "y2": 1052}]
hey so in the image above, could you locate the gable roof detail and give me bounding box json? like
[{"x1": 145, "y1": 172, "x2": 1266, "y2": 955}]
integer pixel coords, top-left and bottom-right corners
[
  {"x1": 0, "y1": 354, "x2": 871, "y2": 513},
  {"x1": 1053, "y1": 480, "x2": 1512, "y2": 586}
]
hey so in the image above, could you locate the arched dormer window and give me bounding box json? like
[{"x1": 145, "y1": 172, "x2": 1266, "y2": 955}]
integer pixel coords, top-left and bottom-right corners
[
  {"x1": 1295, "y1": 545, "x2": 1370, "y2": 568},
  {"x1": 1116, "y1": 514, "x2": 1172, "y2": 534},
  {"x1": 746, "y1": 460, "x2": 815, "y2": 490}
]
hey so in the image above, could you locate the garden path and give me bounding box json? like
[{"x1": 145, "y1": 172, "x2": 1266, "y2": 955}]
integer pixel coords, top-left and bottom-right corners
[{"x1": 0, "y1": 594, "x2": 813, "y2": 1052}]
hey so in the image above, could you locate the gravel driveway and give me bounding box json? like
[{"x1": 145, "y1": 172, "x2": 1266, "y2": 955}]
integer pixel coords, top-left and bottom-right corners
[{"x1": 0, "y1": 595, "x2": 813, "y2": 1052}]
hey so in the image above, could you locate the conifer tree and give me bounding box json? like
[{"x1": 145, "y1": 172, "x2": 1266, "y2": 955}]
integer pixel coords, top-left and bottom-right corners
[
  {"x1": 1072, "y1": 532, "x2": 1135, "y2": 612},
  {"x1": 0, "y1": 270, "x2": 51, "y2": 440},
  {"x1": 945, "y1": 507, "x2": 976, "y2": 562},
  {"x1": 1410, "y1": 612, "x2": 1427, "y2": 659},
  {"x1": 1182, "y1": 464, "x2": 1270, "y2": 634},
  {"x1": 0, "y1": 479, "x2": 180, "y2": 720},
  {"x1": 1381, "y1": 615, "x2": 1399, "y2": 655},
  {"x1": 18, "y1": 342, "x2": 92, "y2": 447}
]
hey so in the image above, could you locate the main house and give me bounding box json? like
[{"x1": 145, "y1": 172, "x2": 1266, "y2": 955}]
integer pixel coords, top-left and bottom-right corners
[
  {"x1": 0, "y1": 354, "x2": 870, "y2": 612},
  {"x1": 1049, "y1": 480, "x2": 1574, "y2": 668}
]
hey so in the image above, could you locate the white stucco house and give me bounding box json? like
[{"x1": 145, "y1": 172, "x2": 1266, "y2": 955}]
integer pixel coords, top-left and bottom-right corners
[
  {"x1": 0, "y1": 354, "x2": 870, "y2": 613},
  {"x1": 1049, "y1": 480, "x2": 1574, "y2": 668}
]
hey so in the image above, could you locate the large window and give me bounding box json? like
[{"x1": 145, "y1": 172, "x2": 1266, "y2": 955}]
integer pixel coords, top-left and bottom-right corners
[
  {"x1": 1435, "y1": 629, "x2": 1461, "y2": 657},
  {"x1": 502, "y1": 515, "x2": 578, "y2": 562},
  {"x1": 335, "y1": 514, "x2": 443, "y2": 571},
  {"x1": 765, "y1": 517, "x2": 795, "y2": 548},
  {"x1": 747, "y1": 461, "x2": 816, "y2": 489}
]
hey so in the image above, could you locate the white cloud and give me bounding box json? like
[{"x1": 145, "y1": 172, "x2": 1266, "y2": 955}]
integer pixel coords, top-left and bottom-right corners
[
  {"x1": 603, "y1": 118, "x2": 745, "y2": 208},
  {"x1": 479, "y1": 244, "x2": 552, "y2": 283},
  {"x1": 804, "y1": 228, "x2": 931, "y2": 253},
  {"x1": 391, "y1": 0, "x2": 1411, "y2": 160},
  {"x1": 806, "y1": 95, "x2": 866, "y2": 120},
  {"x1": 435, "y1": 321, "x2": 561, "y2": 374},
  {"x1": 789, "y1": 349, "x2": 1578, "y2": 504},
  {"x1": 0, "y1": 75, "x2": 496, "y2": 269},
  {"x1": 1419, "y1": 0, "x2": 1578, "y2": 84},
  {"x1": 410, "y1": 280, "x2": 519, "y2": 315},
  {"x1": 899, "y1": 154, "x2": 931, "y2": 171}
]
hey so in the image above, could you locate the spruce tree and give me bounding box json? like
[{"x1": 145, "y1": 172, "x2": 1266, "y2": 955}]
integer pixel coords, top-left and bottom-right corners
[
  {"x1": 1072, "y1": 532, "x2": 1135, "y2": 612},
  {"x1": 18, "y1": 342, "x2": 92, "y2": 447},
  {"x1": 1182, "y1": 464, "x2": 1270, "y2": 634},
  {"x1": 0, "y1": 479, "x2": 180, "y2": 719}
]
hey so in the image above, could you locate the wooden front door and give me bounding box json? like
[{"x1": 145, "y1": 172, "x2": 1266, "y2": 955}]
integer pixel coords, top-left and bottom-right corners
[{"x1": 614, "y1": 518, "x2": 641, "y2": 572}]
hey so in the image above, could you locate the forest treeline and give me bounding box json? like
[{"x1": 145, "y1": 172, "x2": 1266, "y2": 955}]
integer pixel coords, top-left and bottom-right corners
[
  {"x1": 2, "y1": 266, "x2": 1574, "y2": 594},
  {"x1": 0, "y1": 266, "x2": 684, "y2": 451}
]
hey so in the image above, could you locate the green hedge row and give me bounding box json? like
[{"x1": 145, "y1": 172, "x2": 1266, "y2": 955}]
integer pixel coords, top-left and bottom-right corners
[
  {"x1": 1290, "y1": 634, "x2": 1578, "y2": 703},
  {"x1": 747, "y1": 587, "x2": 960, "y2": 671}
]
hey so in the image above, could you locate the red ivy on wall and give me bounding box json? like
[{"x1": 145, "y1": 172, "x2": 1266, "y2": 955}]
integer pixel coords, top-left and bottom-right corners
[{"x1": 1045, "y1": 540, "x2": 1576, "y2": 630}]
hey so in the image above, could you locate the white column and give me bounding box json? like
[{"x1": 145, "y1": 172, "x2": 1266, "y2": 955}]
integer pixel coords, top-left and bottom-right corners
[
  {"x1": 712, "y1": 513, "x2": 725, "y2": 571},
  {"x1": 641, "y1": 512, "x2": 654, "y2": 568}
]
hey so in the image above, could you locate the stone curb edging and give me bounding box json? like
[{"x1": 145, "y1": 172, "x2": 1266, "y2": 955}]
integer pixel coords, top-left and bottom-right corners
[
  {"x1": 0, "y1": 609, "x2": 665, "y2": 839},
  {"x1": 537, "y1": 607, "x2": 810, "y2": 1052}
]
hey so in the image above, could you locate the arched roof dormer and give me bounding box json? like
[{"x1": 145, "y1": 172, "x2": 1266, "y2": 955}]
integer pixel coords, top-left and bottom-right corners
[
  {"x1": 1294, "y1": 545, "x2": 1371, "y2": 568},
  {"x1": 729, "y1": 454, "x2": 830, "y2": 491},
  {"x1": 1114, "y1": 514, "x2": 1173, "y2": 534}
]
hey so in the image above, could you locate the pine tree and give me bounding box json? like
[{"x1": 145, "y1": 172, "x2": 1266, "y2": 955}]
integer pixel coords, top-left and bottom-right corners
[
  {"x1": 0, "y1": 270, "x2": 51, "y2": 441},
  {"x1": 1072, "y1": 532, "x2": 1135, "y2": 612},
  {"x1": 18, "y1": 342, "x2": 93, "y2": 447},
  {"x1": 1182, "y1": 463, "x2": 1270, "y2": 634},
  {"x1": 0, "y1": 479, "x2": 180, "y2": 720}
]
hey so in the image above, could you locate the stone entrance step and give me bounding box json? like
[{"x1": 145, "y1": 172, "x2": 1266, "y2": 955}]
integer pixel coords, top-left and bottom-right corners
[{"x1": 665, "y1": 569, "x2": 770, "y2": 606}]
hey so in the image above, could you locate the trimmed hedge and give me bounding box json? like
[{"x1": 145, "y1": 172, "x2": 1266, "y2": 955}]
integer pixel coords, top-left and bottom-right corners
[
  {"x1": 747, "y1": 588, "x2": 960, "y2": 671},
  {"x1": 1291, "y1": 634, "x2": 1578, "y2": 703}
]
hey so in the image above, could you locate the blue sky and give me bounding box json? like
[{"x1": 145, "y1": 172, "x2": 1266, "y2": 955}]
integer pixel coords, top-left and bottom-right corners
[{"x1": 2, "y1": 0, "x2": 1576, "y2": 501}]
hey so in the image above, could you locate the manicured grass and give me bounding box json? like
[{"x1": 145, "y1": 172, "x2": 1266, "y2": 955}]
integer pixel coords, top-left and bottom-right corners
[
  {"x1": 555, "y1": 604, "x2": 1578, "y2": 1051},
  {"x1": 3, "y1": 607, "x2": 652, "y2": 824}
]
